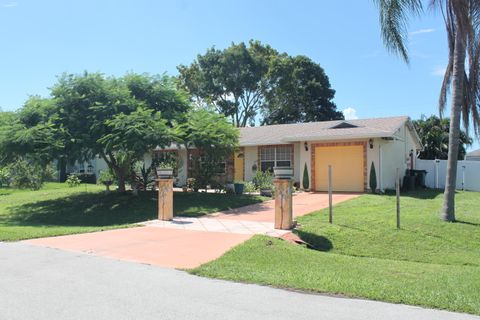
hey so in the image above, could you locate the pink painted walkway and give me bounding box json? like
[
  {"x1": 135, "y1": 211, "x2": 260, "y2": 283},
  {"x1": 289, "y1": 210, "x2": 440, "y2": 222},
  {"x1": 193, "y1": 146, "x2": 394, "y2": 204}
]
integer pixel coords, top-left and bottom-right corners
[
  {"x1": 212, "y1": 192, "x2": 359, "y2": 222},
  {"x1": 25, "y1": 192, "x2": 359, "y2": 269}
]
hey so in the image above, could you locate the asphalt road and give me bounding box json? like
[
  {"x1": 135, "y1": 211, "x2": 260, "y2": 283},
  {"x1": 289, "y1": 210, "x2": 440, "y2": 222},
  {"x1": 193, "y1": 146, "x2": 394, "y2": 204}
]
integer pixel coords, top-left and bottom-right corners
[{"x1": 0, "y1": 242, "x2": 478, "y2": 320}]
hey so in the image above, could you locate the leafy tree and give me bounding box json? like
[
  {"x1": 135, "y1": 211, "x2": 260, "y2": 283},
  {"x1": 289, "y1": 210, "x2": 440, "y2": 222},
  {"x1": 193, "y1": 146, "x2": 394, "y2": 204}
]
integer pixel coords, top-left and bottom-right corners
[
  {"x1": 414, "y1": 116, "x2": 472, "y2": 160},
  {"x1": 98, "y1": 108, "x2": 174, "y2": 192},
  {"x1": 178, "y1": 108, "x2": 239, "y2": 157},
  {"x1": 0, "y1": 110, "x2": 16, "y2": 127},
  {"x1": 262, "y1": 55, "x2": 344, "y2": 124},
  {"x1": 122, "y1": 73, "x2": 190, "y2": 124},
  {"x1": 177, "y1": 40, "x2": 276, "y2": 127},
  {"x1": 176, "y1": 108, "x2": 239, "y2": 187},
  {"x1": 374, "y1": 0, "x2": 480, "y2": 221},
  {"x1": 51, "y1": 72, "x2": 112, "y2": 181},
  {"x1": 0, "y1": 99, "x2": 64, "y2": 167},
  {"x1": 178, "y1": 41, "x2": 342, "y2": 126},
  {"x1": 51, "y1": 72, "x2": 189, "y2": 192}
]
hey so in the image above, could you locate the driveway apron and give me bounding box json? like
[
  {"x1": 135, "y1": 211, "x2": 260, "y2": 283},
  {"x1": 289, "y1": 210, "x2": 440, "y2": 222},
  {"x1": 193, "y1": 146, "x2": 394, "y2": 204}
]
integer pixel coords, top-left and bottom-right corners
[{"x1": 25, "y1": 192, "x2": 359, "y2": 268}]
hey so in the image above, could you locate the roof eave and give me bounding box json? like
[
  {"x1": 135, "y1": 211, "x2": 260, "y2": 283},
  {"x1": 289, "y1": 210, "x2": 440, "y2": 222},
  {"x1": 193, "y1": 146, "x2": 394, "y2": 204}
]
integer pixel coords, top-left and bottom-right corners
[{"x1": 282, "y1": 132, "x2": 394, "y2": 143}]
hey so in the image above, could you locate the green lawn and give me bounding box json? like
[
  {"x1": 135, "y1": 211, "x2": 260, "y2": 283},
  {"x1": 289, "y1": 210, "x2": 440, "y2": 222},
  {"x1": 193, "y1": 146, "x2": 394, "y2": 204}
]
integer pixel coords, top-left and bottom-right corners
[
  {"x1": 190, "y1": 190, "x2": 480, "y2": 315},
  {"x1": 0, "y1": 182, "x2": 266, "y2": 241}
]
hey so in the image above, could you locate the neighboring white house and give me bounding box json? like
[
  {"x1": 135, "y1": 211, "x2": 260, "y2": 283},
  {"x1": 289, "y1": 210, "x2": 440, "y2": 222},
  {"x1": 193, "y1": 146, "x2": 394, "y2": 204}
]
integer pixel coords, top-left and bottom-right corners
[
  {"x1": 466, "y1": 149, "x2": 480, "y2": 161},
  {"x1": 65, "y1": 155, "x2": 109, "y2": 179},
  {"x1": 81, "y1": 116, "x2": 422, "y2": 192}
]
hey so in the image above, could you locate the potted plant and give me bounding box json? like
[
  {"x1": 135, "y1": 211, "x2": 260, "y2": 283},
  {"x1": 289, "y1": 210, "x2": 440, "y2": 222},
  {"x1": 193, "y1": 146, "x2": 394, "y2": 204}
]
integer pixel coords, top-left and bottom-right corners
[
  {"x1": 254, "y1": 170, "x2": 273, "y2": 197},
  {"x1": 234, "y1": 181, "x2": 245, "y2": 195},
  {"x1": 273, "y1": 167, "x2": 294, "y2": 179},
  {"x1": 156, "y1": 161, "x2": 175, "y2": 179}
]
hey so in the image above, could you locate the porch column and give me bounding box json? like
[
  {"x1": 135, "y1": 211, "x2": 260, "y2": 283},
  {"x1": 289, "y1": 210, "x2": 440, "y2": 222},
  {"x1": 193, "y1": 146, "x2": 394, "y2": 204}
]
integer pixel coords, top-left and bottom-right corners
[
  {"x1": 273, "y1": 178, "x2": 293, "y2": 230},
  {"x1": 157, "y1": 178, "x2": 174, "y2": 221}
]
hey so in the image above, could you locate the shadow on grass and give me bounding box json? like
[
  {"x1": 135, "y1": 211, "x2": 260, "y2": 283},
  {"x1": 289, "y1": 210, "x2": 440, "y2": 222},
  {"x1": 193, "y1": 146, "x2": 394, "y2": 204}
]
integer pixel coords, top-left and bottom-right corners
[
  {"x1": 1, "y1": 191, "x2": 157, "y2": 227},
  {"x1": 294, "y1": 230, "x2": 333, "y2": 252},
  {"x1": 1, "y1": 191, "x2": 266, "y2": 227},
  {"x1": 384, "y1": 188, "x2": 444, "y2": 200},
  {"x1": 455, "y1": 220, "x2": 480, "y2": 227}
]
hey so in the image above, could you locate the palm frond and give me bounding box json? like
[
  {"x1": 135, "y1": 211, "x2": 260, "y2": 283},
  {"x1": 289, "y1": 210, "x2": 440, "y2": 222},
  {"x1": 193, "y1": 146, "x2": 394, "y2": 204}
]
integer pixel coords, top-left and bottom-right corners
[{"x1": 374, "y1": 0, "x2": 423, "y2": 63}]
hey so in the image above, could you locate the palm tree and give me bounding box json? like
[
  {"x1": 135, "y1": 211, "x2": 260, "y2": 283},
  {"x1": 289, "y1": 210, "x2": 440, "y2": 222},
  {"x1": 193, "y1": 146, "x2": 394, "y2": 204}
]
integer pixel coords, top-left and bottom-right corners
[{"x1": 374, "y1": 0, "x2": 480, "y2": 221}]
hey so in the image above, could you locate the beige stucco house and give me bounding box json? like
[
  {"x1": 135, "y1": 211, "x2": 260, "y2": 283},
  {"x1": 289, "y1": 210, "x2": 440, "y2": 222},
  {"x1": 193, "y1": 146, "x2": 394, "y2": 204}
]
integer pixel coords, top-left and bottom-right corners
[{"x1": 152, "y1": 115, "x2": 422, "y2": 192}]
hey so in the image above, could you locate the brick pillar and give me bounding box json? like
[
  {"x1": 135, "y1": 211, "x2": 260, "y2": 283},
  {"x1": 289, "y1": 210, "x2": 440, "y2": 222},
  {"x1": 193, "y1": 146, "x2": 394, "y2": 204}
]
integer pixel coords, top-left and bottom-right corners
[
  {"x1": 273, "y1": 178, "x2": 293, "y2": 230},
  {"x1": 157, "y1": 178, "x2": 174, "y2": 221}
]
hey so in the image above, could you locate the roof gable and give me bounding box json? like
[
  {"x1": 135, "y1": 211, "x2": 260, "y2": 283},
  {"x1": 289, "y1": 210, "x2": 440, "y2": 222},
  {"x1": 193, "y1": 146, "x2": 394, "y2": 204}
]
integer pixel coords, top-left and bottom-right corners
[{"x1": 330, "y1": 122, "x2": 359, "y2": 129}]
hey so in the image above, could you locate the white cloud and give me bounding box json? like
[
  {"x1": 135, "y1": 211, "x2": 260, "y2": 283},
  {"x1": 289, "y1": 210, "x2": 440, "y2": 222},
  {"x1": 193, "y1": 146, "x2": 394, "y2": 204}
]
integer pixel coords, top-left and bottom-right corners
[
  {"x1": 343, "y1": 107, "x2": 358, "y2": 120},
  {"x1": 432, "y1": 66, "x2": 446, "y2": 76},
  {"x1": 409, "y1": 28, "x2": 435, "y2": 36},
  {"x1": 2, "y1": 1, "x2": 18, "y2": 7}
]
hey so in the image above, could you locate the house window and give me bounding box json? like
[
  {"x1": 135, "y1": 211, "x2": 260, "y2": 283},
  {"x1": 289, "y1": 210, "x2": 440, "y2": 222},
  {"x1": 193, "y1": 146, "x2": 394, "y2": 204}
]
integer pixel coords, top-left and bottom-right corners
[
  {"x1": 260, "y1": 145, "x2": 293, "y2": 172},
  {"x1": 199, "y1": 155, "x2": 226, "y2": 174},
  {"x1": 86, "y1": 163, "x2": 94, "y2": 174}
]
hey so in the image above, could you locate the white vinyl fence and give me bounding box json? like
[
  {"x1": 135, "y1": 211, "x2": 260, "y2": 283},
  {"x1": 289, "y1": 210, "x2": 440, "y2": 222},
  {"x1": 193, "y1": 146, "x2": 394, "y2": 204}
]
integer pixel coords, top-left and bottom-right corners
[{"x1": 416, "y1": 159, "x2": 480, "y2": 192}]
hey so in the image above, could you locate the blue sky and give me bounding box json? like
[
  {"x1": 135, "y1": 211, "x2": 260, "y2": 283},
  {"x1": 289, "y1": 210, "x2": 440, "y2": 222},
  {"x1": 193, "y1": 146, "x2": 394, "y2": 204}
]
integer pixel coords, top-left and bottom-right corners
[{"x1": 0, "y1": 0, "x2": 477, "y2": 150}]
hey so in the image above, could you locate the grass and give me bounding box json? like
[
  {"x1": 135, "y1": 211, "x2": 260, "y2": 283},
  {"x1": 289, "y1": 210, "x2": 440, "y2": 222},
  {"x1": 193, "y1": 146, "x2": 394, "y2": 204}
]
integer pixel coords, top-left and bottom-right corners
[
  {"x1": 190, "y1": 190, "x2": 480, "y2": 315},
  {"x1": 0, "y1": 182, "x2": 266, "y2": 241}
]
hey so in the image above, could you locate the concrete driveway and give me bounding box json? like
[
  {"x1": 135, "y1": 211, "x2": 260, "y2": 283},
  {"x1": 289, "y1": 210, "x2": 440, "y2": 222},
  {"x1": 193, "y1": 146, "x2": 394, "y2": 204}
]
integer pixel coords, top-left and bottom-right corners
[
  {"x1": 25, "y1": 192, "x2": 358, "y2": 269},
  {"x1": 1, "y1": 242, "x2": 477, "y2": 320}
]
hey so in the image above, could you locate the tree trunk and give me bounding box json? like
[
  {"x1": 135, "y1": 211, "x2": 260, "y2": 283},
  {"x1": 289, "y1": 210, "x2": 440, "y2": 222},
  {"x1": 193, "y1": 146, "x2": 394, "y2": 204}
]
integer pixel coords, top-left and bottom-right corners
[
  {"x1": 117, "y1": 171, "x2": 126, "y2": 193},
  {"x1": 58, "y1": 158, "x2": 67, "y2": 182},
  {"x1": 442, "y1": 32, "x2": 465, "y2": 222}
]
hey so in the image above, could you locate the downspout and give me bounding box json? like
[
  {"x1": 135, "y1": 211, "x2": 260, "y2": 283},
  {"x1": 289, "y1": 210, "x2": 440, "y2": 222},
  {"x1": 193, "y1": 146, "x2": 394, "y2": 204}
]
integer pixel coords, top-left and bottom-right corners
[{"x1": 379, "y1": 143, "x2": 383, "y2": 192}]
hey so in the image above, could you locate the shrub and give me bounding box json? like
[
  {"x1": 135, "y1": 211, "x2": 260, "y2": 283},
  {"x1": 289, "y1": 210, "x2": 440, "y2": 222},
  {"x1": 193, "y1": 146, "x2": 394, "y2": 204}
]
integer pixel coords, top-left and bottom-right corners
[
  {"x1": 75, "y1": 173, "x2": 96, "y2": 184},
  {"x1": 210, "y1": 181, "x2": 225, "y2": 193},
  {"x1": 243, "y1": 181, "x2": 257, "y2": 193},
  {"x1": 253, "y1": 170, "x2": 273, "y2": 190},
  {"x1": 133, "y1": 161, "x2": 155, "y2": 190},
  {"x1": 190, "y1": 154, "x2": 224, "y2": 191},
  {"x1": 0, "y1": 167, "x2": 10, "y2": 187},
  {"x1": 186, "y1": 178, "x2": 198, "y2": 191},
  {"x1": 369, "y1": 161, "x2": 377, "y2": 193},
  {"x1": 66, "y1": 174, "x2": 81, "y2": 187},
  {"x1": 98, "y1": 170, "x2": 114, "y2": 191},
  {"x1": 302, "y1": 163, "x2": 309, "y2": 190},
  {"x1": 7, "y1": 160, "x2": 45, "y2": 190}
]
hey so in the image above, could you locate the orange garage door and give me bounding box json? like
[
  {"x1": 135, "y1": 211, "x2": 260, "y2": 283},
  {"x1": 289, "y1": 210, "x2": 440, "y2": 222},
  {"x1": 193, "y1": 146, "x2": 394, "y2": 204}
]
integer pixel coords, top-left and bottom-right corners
[{"x1": 314, "y1": 145, "x2": 364, "y2": 192}]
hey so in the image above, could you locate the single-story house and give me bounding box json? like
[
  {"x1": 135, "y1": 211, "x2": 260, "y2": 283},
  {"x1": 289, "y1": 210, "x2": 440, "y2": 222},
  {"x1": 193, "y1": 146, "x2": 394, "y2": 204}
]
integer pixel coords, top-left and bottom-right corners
[
  {"x1": 150, "y1": 115, "x2": 422, "y2": 192},
  {"x1": 465, "y1": 149, "x2": 480, "y2": 161}
]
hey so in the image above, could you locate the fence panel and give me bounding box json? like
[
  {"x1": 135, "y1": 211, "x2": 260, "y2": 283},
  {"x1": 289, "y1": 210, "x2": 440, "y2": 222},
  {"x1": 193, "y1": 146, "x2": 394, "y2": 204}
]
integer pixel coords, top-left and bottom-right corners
[{"x1": 416, "y1": 159, "x2": 480, "y2": 192}]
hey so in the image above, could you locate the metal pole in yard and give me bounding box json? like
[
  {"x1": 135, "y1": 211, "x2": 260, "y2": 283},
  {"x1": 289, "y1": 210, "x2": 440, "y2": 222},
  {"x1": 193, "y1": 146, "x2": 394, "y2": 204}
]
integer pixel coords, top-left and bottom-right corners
[
  {"x1": 328, "y1": 165, "x2": 333, "y2": 224},
  {"x1": 396, "y1": 168, "x2": 400, "y2": 229}
]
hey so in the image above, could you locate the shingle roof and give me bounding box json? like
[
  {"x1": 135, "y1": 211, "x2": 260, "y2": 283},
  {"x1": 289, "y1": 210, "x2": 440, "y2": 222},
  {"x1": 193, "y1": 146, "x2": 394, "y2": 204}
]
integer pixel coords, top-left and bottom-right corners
[
  {"x1": 239, "y1": 116, "x2": 410, "y2": 146},
  {"x1": 466, "y1": 149, "x2": 480, "y2": 157}
]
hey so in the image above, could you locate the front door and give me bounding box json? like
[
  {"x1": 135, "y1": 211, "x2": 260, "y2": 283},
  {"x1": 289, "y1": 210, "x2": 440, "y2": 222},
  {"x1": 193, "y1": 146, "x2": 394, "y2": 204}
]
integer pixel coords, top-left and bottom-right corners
[{"x1": 234, "y1": 150, "x2": 244, "y2": 181}]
